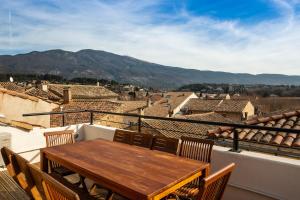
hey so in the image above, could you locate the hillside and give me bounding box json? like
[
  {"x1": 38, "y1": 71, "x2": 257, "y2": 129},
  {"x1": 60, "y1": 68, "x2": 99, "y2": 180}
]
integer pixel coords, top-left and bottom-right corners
[{"x1": 0, "y1": 49, "x2": 300, "y2": 88}]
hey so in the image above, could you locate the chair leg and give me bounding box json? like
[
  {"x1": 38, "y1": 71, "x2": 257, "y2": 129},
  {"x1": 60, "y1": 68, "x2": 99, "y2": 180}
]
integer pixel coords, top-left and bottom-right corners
[{"x1": 80, "y1": 175, "x2": 88, "y2": 192}]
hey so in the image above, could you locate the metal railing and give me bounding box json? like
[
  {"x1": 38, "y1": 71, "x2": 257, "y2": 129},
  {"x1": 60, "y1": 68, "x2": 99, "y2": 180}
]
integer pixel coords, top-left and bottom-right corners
[{"x1": 23, "y1": 110, "x2": 300, "y2": 155}]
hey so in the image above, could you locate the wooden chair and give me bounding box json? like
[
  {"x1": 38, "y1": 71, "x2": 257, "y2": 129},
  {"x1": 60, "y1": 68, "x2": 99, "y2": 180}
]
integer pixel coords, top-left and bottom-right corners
[
  {"x1": 44, "y1": 130, "x2": 74, "y2": 148},
  {"x1": 1, "y1": 147, "x2": 18, "y2": 182},
  {"x1": 151, "y1": 136, "x2": 179, "y2": 154},
  {"x1": 179, "y1": 137, "x2": 214, "y2": 163},
  {"x1": 13, "y1": 153, "x2": 44, "y2": 200},
  {"x1": 174, "y1": 137, "x2": 214, "y2": 199},
  {"x1": 196, "y1": 163, "x2": 235, "y2": 200},
  {"x1": 132, "y1": 132, "x2": 153, "y2": 148},
  {"x1": 171, "y1": 163, "x2": 235, "y2": 200},
  {"x1": 27, "y1": 163, "x2": 98, "y2": 200},
  {"x1": 43, "y1": 130, "x2": 75, "y2": 176},
  {"x1": 113, "y1": 129, "x2": 133, "y2": 145},
  {"x1": 44, "y1": 130, "x2": 86, "y2": 190}
]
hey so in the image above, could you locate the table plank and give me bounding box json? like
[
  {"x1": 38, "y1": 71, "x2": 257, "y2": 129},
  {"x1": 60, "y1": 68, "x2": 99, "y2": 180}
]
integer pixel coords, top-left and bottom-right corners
[{"x1": 41, "y1": 139, "x2": 209, "y2": 200}]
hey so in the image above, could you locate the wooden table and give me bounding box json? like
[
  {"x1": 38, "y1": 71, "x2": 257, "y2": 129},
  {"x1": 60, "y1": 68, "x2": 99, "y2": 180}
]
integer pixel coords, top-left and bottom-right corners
[{"x1": 41, "y1": 139, "x2": 209, "y2": 200}]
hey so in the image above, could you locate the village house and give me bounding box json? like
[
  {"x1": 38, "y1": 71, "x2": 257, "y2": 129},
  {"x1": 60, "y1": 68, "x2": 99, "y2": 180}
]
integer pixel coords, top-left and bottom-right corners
[
  {"x1": 184, "y1": 99, "x2": 254, "y2": 121},
  {"x1": 214, "y1": 100, "x2": 254, "y2": 121},
  {"x1": 184, "y1": 99, "x2": 222, "y2": 114},
  {"x1": 47, "y1": 83, "x2": 119, "y2": 101},
  {"x1": 143, "y1": 92, "x2": 198, "y2": 117},
  {"x1": 0, "y1": 88, "x2": 59, "y2": 127}
]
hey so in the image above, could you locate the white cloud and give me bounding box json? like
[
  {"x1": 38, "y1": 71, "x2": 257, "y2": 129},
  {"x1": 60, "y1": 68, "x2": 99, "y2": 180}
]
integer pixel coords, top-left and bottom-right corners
[{"x1": 0, "y1": 0, "x2": 300, "y2": 75}]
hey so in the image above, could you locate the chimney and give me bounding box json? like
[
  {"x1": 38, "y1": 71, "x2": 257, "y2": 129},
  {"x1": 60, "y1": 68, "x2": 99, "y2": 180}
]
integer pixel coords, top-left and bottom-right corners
[
  {"x1": 168, "y1": 106, "x2": 173, "y2": 117},
  {"x1": 138, "y1": 108, "x2": 144, "y2": 116},
  {"x1": 41, "y1": 84, "x2": 48, "y2": 92},
  {"x1": 63, "y1": 87, "x2": 72, "y2": 104},
  {"x1": 147, "y1": 98, "x2": 152, "y2": 107},
  {"x1": 96, "y1": 82, "x2": 100, "y2": 86}
]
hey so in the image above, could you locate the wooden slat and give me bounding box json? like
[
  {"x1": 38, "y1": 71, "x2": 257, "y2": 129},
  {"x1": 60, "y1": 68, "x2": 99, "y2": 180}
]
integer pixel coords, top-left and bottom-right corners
[{"x1": 0, "y1": 170, "x2": 30, "y2": 200}]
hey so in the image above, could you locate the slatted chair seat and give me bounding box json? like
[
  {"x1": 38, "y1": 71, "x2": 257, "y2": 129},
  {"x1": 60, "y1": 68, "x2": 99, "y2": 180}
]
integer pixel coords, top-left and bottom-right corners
[{"x1": 172, "y1": 183, "x2": 199, "y2": 198}]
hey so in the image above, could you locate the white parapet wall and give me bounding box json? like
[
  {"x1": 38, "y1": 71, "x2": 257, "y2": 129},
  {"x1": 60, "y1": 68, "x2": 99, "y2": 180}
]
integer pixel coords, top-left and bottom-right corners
[
  {"x1": 212, "y1": 146, "x2": 300, "y2": 200},
  {"x1": 83, "y1": 124, "x2": 116, "y2": 141},
  {"x1": 0, "y1": 124, "x2": 85, "y2": 165}
]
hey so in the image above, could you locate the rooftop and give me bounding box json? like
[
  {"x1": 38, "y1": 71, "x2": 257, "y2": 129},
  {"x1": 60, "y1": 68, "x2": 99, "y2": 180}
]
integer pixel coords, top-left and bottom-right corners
[
  {"x1": 209, "y1": 110, "x2": 300, "y2": 148},
  {"x1": 144, "y1": 92, "x2": 195, "y2": 117},
  {"x1": 48, "y1": 84, "x2": 118, "y2": 100},
  {"x1": 185, "y1": 99, "x2": 222, "y2": 112},
  {"x1": 0, "y1": 82, "x2": 25, "y2": 93}
]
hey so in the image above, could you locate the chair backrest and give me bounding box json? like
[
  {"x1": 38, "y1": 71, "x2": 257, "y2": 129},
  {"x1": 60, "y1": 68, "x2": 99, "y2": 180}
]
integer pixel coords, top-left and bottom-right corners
[
  {"x1": 13, "y1": 153, "x2": 43, "y2": 200},
  {"x1": 151, "y1": 136, "x2": 179, "y2": 154},
  {"x1": 28, "y1": 163, "x2": 80, "y2": 200},
  {"x1": 44, "y1": 130, "x2": 74, "y2": 147},
  {"x1": 132, "y1": 133, "x2": 153, "y2": 148},
  {"x1": 28, "y1": 163, "x2": 46, "y2": 200},
  {"x1": 1, "y1": 147, "x2": 17, "y2": 181},
  {"x1": 179, "y1": 137, "x2": 214, "y2": 163},
  {"x1": 196, "y1": 163, "x2": 235, "y2": 200},
  {"x1": 113, "y1": 129, "x2": 133, "y2": 145}
]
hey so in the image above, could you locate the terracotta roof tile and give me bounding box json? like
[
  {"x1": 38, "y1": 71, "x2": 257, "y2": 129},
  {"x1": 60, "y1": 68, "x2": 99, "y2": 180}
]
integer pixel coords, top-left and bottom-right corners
[
  {"x1": 144, "y1": 92, "x2": 195, "y2": 117},
  {"x1": 185, "y1": 99, "x2": 222, "y2": 112},
  {"x1": 50, "y1": 100, "x2": 122, "y2": 127},
  {"x1": 0, "y1": 82, "x2": 25, "y2": 93},
  {"x1": 209, "y1": 110, "x2": 300, "y2": 148},
  {"x1": 48, "y1": 84, "x2": 118, "y2": 99},
  {"x1": 142, "y1": 112, "x2": 231, "y2": 139},
  {"x1": 24, "y1": 87, "x2": 61, "y2": 101},
  {"x1": 214, "y1": 100, "x2": 250, "y2": 113}
]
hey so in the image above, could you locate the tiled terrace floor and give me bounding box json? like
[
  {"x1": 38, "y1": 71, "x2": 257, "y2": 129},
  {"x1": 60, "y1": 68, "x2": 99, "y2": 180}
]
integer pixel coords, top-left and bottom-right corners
[{"x1": 0, "y1": 169, "x2": 30, "y2": 200}]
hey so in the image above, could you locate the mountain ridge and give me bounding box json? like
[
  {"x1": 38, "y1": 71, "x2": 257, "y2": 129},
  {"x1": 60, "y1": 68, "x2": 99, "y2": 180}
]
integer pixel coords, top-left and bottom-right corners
[{"x1": 0, "y1": 49, "x2": 300, "y2": 89}]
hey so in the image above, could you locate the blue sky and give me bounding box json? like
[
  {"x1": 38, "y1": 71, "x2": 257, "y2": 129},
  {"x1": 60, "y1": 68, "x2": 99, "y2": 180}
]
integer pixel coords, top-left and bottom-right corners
[{"x1": 0, "y1": 0, "x2": 300, "y2": 75}]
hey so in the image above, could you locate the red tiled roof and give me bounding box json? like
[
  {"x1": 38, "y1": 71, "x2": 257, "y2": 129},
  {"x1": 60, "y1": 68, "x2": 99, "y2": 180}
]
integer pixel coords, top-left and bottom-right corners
[
  {"x1": 142, "y1": 112, "x2": 231, "y2": 139},
  {"x1": 214, "y1": 100, "x2": 250, "y2": 113},
  {"x1": 50, "y1": 100, "x2": 123, "y2": 127},
  {"x1": 185, "y1": 99, "x2": 222, "y2": 112},
  {"x1": 208, "y1": 110, "x2": 300, "y2": 148},
  {"x1": 48, "y1": 84, "x2": 118, "y2": 99},
  {"x1": 24, "y1": 87, "x2": 61, "y2": 101},
  {"x1": 0, "y1": 82, "x2": 25, "y2": 93},
  {"x1": 144, "y1": 92, "x2": 195, "y2": 117}
]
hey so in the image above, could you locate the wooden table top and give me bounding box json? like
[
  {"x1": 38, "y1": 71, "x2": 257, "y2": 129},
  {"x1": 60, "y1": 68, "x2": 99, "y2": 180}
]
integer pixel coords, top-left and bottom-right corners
[{"x1": 41, "y1": 139, "x2": 209, "y2": 200}]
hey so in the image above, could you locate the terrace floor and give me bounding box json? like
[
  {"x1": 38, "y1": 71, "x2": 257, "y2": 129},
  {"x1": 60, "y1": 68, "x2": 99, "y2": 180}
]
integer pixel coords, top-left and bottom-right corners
[{"x1": 0, "y1": 169, "x2": 30, "y2": 200}]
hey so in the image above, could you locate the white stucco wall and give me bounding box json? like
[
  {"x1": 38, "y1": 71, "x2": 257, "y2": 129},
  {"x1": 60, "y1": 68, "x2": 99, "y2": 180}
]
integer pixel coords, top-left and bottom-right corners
[
  {"x1": 0, "y1": 92, "x2": 59, "y2": 127},
  {"x1": 242, "y1": 101, "x2": 255, "y2": 119},
  {"x1": 0, "y1": 124, "x2": 84, "y2": 165},
  {"x1": 212, "y1": 146, "x2": 300, "y2": 200}
]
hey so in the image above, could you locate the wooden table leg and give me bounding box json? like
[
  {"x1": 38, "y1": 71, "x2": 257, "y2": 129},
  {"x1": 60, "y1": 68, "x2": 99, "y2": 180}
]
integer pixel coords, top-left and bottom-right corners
[{"x1": 40, "y1": 151, "x2": 48, "y2": 172}]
